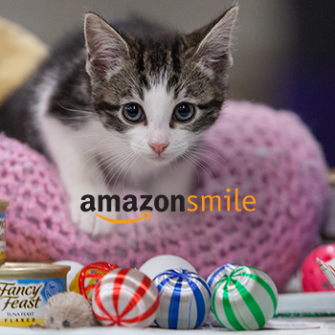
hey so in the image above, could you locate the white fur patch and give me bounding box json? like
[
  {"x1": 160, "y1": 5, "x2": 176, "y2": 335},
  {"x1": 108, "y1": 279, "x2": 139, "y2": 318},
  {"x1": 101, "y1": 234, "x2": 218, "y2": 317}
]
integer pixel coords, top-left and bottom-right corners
[{"x1": 125, "y1": 78, "x2": 198, "y2": 168}]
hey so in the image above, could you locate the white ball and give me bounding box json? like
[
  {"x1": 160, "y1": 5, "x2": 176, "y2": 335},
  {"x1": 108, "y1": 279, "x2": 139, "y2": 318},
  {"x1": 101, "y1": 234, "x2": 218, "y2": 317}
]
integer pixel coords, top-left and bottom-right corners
[
  {"x1": 53, "y1": 260, "x2": 84, "y2": 291},
  {"x1": 139, "y1": 255, "x2": 196, "y2": 280}
]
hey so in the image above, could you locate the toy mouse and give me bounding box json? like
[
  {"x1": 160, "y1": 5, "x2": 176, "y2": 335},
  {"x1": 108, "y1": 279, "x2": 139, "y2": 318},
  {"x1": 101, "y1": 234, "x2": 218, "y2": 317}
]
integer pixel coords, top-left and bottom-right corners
[{"x1": 44, "y1": 292, "x2": 98, "y2": 329}]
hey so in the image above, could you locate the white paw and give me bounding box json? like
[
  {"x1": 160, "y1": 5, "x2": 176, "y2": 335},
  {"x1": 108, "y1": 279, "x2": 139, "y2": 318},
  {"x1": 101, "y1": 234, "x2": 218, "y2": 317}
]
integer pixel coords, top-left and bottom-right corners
[
  {"x1": 70, "y1": 202, "x2": 116, "y2": 236},
  {"x1": 68, "y1": 184, "x2": 116, "y2": 236}
]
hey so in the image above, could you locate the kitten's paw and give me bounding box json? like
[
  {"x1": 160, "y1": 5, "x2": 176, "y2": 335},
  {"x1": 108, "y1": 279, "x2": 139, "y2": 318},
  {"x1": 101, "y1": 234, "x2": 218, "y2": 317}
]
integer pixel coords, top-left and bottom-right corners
[
  {"x1": 68, "y1": 183, "x2": 116, "y2": 236},
  {"x1": 70, "y1": 201, "x2": 115, "y2": 236}
]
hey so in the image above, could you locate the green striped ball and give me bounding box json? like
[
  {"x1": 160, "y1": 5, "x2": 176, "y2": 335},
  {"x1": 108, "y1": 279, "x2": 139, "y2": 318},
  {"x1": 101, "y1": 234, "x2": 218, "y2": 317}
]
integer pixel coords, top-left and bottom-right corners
[{"x1": 211, "y1": 266, "x2": 278, "y2": 331}]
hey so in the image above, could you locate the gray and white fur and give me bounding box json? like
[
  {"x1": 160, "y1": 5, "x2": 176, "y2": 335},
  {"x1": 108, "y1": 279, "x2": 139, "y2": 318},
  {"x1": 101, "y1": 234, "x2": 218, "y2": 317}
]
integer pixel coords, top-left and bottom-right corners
[{"x1": 0, "y1": 7, "x2": 238, "y2": 235}]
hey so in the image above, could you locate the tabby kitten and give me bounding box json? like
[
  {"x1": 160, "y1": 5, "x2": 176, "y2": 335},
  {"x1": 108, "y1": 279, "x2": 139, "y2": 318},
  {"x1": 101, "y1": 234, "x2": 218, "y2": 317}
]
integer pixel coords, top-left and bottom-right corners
[{"x1": 0, "y1": 7, "x2": 238, "y2": 235}]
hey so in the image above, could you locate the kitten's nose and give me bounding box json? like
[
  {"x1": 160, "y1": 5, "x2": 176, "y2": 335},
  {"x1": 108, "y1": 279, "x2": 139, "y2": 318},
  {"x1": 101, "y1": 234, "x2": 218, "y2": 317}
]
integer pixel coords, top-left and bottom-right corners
[{"x1": 149, "y1": 142, "x2": 169, "y2": 156}]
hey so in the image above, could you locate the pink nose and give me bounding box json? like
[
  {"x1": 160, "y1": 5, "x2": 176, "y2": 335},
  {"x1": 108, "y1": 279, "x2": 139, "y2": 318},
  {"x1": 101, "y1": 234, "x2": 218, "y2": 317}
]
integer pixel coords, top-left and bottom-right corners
[{"x1": 149, "y1": 142, "x2": 169, "y2": 156}]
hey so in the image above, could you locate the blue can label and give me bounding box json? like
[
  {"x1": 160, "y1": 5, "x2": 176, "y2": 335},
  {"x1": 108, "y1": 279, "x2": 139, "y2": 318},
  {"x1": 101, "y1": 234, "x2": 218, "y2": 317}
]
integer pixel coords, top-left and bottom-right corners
[{"x1": 0, "y1": 277, "x2": 66, "y2": 326}]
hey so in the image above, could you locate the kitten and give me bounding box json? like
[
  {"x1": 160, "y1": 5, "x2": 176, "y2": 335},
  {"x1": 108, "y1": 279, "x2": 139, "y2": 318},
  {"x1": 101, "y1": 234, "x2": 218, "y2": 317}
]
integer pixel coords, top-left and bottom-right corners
[{"x1": 0, "y1": 7, "x2": 238, "y2": 235}]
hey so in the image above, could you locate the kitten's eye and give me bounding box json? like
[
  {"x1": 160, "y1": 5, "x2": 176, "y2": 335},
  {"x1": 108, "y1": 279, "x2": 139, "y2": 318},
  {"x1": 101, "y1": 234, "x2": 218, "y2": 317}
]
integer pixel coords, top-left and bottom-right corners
[
  {"x1": 123, "y1": 103, "x2": 144, "y2": 123},
  {"x1": 173, "y1": 103, "x2": 195, "y2": 122}
]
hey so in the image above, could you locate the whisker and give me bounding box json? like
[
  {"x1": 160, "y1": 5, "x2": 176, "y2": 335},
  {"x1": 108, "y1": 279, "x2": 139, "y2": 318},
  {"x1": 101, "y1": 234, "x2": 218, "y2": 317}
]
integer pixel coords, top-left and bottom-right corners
[
  {"x1": 98, "y1": 152, "x2": 129, "y2": 181},
  {"x1": 122, "y1": 155, "x2": 139, "y2": 189},
  {"x1": 183, "y1": 151, "x2": 212, "y2": 179},
  {"x1": 180, "y1": 153, "x2": 201, "y2": 188},
  {"x1": 55, "y1": 102, "x2": 94, "y2": 114},
  {"x1": 102, "y1": 151, "x2": 133, "y2": 189},
  {"x1": 192, "y1": 146, "x2": 239, "y2": 177},
  {"x1": 80, "y1": 146, "x2": 129, "y2": 177},
  {"x1": 109, "y1": 154, "x2": 135, "y2": 193},
  {"x1": 90, "y1": 149, "x2": 131, "y2": 183}
]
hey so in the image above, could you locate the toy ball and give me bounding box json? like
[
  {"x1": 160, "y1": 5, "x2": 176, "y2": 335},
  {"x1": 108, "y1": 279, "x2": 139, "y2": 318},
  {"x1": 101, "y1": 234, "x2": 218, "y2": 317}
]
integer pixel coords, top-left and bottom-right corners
[
  {"x1": 139, "y1": 255, "x2": 197, "y2": 280},
  {"x1": 70, "y1": 261, "x2": 119, "y2": 299},
  {"x1": 317, "y1": 258, "x2": 335, "y2": 289},
  {"x1": 92, "y1": 268, "x2": 160, "y2": 328},
  {"x1": 211, "y1": 265, "x2": 278, "y2": 331},
  {"x1": 301, "y1": 245, "x2": 335, "y2": 292},
  {"x1": 53, "y1": 260, "x2": 84, "y2": 291},
  {"x1": 207, "y1": 263, "x2": 238, "y2": 291},
  {"x1": 153, "y1": 269, "x2": 211, "y2": 329}
]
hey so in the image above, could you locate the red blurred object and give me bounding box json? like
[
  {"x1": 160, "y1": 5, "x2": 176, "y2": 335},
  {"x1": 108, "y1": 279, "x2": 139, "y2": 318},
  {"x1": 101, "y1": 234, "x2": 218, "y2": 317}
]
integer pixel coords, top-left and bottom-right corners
[
  {"x1": 78, "y1": 261, "x2": 120, "y2": 300},
  {"x1": 301, "y1": 245, "x2": 335, "y2": 292}
]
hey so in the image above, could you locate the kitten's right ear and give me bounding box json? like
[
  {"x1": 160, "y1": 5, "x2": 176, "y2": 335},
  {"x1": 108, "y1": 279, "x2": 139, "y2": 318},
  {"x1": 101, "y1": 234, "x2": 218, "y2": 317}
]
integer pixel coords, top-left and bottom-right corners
[
  {"x1": 84, "y1": 13, "x2": 129, "y2": 80},
  {"x1": 186, "y1": 6, "x2": 238, "y2": 75}
]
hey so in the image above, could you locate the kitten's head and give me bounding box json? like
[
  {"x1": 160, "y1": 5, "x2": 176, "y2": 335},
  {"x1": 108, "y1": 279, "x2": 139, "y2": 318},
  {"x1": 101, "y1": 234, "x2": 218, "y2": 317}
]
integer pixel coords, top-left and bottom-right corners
[{"x1": 84, "y1": 7, "x2": 237, "y2": 165}]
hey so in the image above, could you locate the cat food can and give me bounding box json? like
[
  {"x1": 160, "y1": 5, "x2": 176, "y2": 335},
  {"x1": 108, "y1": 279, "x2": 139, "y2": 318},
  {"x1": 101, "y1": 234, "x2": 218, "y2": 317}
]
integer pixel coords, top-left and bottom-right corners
[
  {"x1": 0, "y1": 200, "x2": 9, "y2": 265},
  {"x1": 0, "y1": 262, "x2": 70, "y2": 327}
]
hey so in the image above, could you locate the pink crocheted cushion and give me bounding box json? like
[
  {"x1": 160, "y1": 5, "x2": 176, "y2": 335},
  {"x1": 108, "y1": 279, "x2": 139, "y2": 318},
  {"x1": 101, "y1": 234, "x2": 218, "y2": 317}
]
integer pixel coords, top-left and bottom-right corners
[{"x1": 0, "y1": 101, "x2": 329, "y2": 291}]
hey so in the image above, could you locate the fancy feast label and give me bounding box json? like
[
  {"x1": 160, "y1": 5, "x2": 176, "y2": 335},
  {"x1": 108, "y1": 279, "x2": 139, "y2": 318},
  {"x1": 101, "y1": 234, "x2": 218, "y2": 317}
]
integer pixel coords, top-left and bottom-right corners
[
  {"x1": 0, "y1": 282, "x2": 43, "y2": 311},
  {"x1": 0, "y1": 278, "x2": 66, "y2": 326}
]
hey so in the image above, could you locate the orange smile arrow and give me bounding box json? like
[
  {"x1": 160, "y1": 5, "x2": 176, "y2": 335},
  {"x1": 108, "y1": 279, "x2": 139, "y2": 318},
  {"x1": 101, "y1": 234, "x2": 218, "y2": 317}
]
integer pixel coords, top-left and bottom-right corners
[{"x1": 95, "y1": 212, "x2": 151, "y2": 224}]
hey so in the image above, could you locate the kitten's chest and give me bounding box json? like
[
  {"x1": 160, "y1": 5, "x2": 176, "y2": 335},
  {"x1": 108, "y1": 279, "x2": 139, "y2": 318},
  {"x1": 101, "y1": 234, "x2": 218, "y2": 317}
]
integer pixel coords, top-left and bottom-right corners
[
  {"x1": 98, "y1": 153, "x2": 194, "y2": 198},
  {"x1": 98, "y1": 153, "x2": 164, "y2": 191}
]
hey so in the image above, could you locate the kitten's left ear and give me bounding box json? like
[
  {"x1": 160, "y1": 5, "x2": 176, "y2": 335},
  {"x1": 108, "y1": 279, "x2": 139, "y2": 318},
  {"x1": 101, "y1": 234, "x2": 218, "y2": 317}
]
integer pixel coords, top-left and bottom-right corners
[
  {"x1": 187, "y1": 6, "x2": 238, "y2": 75},
  {"x1": 84, "y1": 13, "x2": 129, "y2": 81}
]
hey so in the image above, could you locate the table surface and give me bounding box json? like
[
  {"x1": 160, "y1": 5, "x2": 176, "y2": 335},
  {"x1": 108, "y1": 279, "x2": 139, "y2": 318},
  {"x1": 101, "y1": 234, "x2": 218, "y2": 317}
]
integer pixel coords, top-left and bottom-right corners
[{"x1": 1, "y1": 292, "x2": 335, "y2": 334}]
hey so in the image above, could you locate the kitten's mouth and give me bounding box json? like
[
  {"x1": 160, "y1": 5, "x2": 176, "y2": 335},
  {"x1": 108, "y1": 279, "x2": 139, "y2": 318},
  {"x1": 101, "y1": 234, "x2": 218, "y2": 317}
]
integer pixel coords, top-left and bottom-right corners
[
  {"x1": 152, "y1": 154, "x2": 169, "y2": 162},
  {"x1": 147, "y1": 153, "x2": 174, "y2": 165}
]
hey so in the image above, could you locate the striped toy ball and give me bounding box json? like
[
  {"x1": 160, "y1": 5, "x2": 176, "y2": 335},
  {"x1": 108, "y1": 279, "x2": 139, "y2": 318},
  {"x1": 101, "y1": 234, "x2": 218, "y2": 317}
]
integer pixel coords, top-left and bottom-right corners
[
  {"x1": 92, "y1": 268, "x2": 160, "y2": 328},
  {"x1": 207, "y1": 263, "x2": 237, "y2": 291},
  {"x1": 153, "y1": 269, "x2": 211, "y2": 329},
  {"x1": 211, "y1": 266, "x2": 278, "y2": 331}
]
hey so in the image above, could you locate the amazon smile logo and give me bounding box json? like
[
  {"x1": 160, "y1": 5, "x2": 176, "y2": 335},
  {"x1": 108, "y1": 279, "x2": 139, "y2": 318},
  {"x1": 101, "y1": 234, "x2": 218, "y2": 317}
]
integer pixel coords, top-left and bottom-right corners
[
  {"x1": 81, "y1": 189, "x2": 256, "y2": 224},
  {"x1": 95, "y1": 212, "x2": 151, "y2": 224}
]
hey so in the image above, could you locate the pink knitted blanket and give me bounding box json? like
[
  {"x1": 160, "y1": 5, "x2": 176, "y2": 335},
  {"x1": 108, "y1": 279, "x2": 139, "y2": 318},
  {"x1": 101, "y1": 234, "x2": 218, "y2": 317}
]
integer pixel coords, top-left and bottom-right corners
[{"x1": 0, "y1": 101, "x2": 329, "y2": 291}]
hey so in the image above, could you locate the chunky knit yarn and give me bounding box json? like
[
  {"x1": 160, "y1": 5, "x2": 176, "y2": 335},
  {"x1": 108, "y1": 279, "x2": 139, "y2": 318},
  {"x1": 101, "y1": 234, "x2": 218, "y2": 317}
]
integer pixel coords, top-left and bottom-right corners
[{"x1": 0, "y1": 101, "x2": 329, "y2": 291}]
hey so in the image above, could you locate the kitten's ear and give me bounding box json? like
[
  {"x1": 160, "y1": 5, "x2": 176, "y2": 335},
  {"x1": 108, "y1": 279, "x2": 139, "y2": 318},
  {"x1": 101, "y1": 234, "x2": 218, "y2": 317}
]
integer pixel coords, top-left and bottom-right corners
[
  {"x1": 186, "y1": 6, "x2": 238, "y2": 75},
  {"x1": 84, "y1": 13, "x2": 129, "y2": 80}
]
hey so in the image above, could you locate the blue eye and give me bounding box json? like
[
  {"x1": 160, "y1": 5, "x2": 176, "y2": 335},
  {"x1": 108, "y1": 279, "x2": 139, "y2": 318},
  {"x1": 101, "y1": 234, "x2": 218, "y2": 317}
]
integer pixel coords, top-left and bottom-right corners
[
  {"x1": 173, "y1": 103, "x2": 195, "y2": 122},
  {"x1": 123, "y1": 104, "x2": 144, "y2": 122}
]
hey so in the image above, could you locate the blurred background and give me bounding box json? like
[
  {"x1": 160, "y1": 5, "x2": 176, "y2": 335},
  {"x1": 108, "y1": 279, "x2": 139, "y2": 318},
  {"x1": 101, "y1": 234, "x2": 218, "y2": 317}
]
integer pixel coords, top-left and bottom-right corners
[{"x1": 1, "y1": 0, "x2": 334, "y2": 166}]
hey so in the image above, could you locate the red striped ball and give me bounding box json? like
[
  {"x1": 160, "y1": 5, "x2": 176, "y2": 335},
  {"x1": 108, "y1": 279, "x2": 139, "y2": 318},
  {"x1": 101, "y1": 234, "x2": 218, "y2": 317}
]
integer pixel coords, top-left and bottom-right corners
[{"x1": 92, "y1": 268, "x2": 160, "y2": 328}]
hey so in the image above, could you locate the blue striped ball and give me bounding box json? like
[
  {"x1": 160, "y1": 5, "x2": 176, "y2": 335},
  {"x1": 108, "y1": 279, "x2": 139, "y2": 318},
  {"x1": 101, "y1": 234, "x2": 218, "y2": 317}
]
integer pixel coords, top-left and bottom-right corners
[{"x1": 153, "y1": 269, "x2": 211, "y2": 329}]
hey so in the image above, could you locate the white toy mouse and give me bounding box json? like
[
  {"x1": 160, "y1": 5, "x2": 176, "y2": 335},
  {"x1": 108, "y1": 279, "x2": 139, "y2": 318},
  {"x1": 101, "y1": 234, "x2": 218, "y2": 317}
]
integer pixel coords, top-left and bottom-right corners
[{"x1": 44, "y1": 292, "x2": 98, "y2": 329}]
